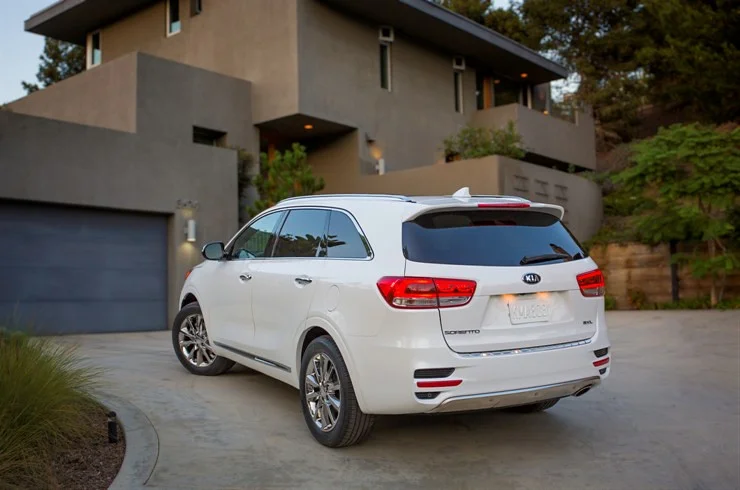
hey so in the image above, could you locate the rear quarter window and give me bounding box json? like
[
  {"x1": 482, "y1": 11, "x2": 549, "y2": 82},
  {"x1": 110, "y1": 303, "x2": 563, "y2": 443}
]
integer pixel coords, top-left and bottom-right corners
[{"x1": 402, "y1": 209, "x2": 587, "y2": 267}]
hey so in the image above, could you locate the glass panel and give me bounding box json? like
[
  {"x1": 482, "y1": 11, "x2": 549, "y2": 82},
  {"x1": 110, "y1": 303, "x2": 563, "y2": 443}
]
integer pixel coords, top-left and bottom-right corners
[
  {"x1": 494, "y1": 78, "x2": 520, "y2": 107},
  {"x1": 91, "y1": 33, "x2": 101, "y2": 65},
  {"x1": 326, "y1": 212, "x2": 371, "y2": 259},
  {"x1": 454, "y1": 71, "x2": 463, "y2": 113},
  {"x1": 169, "y1": 0, "x2": 181, "y2": 33},
  {"x1": 380, "y1": 44, "x2": 390, "y2": 90},
  {"x1": 403, "y1": 210, "x2": 587, "y2": 267},
  {"x1": 532, "y1": 83, "x2": 550, "y2": 113},
  {"x1": 274, "y1": 210, "x2": 330, "y2": 258},
  {"x1": 230, "y1": 211, "x2": 284, "y2": 259}
]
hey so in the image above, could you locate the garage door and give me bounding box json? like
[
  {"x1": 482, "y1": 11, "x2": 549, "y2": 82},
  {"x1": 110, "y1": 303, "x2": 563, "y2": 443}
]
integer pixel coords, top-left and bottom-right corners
[{"x1": 0, "y1": 201, "x2": 168, "y2": 335}]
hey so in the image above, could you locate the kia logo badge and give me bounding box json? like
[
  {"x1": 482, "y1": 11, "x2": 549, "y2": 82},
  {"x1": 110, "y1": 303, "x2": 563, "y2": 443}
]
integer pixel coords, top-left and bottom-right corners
[{"x1": 522, "y1": 273, "x2": 541, "y2": 285}]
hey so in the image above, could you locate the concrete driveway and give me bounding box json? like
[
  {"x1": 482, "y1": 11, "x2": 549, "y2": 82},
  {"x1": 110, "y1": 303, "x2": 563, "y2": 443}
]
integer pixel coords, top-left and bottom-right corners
[{"x1": 67, "y1": 311, "x2": 740, "y2": 489}]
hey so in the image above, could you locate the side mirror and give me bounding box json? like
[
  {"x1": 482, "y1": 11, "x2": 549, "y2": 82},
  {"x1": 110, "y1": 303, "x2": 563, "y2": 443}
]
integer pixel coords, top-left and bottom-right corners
[{"x1": 202, "y1": 242, "x2": 225, "y2": 261}]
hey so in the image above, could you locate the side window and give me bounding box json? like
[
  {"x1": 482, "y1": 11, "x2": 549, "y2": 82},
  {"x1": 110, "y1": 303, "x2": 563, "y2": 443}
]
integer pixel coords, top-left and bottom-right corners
[
  {"x1": 326, "y1": 211, "x2": 371, "y2": 259},
  {"x1": 273, "y1": 209, "x2": 329, "y2": 258},
  {"x1": 230, "y1": 211, "x2": 284, "y2": 259}
]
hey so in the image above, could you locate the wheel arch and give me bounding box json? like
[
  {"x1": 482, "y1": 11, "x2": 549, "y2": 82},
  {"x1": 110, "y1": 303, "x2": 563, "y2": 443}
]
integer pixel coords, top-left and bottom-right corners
[{"x1": 294, "y1": 318, "x2": 368, "y2": 412}]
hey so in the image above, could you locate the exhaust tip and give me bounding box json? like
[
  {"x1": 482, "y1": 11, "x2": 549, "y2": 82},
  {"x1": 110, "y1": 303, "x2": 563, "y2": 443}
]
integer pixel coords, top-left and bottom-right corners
[{"x1": 573, "y1": 385, "x2": 593, "y2": 397}]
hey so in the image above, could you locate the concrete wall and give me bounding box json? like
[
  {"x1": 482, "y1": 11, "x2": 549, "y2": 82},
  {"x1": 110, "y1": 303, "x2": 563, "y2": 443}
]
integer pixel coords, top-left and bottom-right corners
[
  {"x1": 312, "y1": 153, "x2": 600, "y2": 241},
  {"x1": 471, "y1": 103, "x2": 597, "y2": 170},
  {"x1": 0, "y1": 110, "x2": 237, "y2": 328},
  {"x1": 298, "y1": 0, "x2": 474, "y2": 173},
  {"x1": 8, "y1": 54, "x2": 137, "y2": 133},
  {"x1": 95, "y1": 0, "x2": 299, "y2": 123},
  {"x1": 497, "y1": 157, "x2": 602, "y2": 240}
]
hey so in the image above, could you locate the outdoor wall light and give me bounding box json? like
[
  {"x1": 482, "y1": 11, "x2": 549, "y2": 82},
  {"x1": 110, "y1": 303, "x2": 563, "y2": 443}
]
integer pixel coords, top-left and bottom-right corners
[
  {"x1": 520, "y1": 73, "x2": 528, "y2": 78},
  {"x1": 304, "y1": 124, "x2": 314, "y2": 130},
  {"x1": 185, "y1": 219, "x2": 197, "y2": 242}
]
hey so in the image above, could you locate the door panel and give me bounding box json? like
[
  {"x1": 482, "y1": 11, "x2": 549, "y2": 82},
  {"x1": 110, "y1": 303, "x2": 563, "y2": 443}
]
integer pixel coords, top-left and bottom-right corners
[{"x1": 250, "y1": 209, "x2": 329, "y2": 368}]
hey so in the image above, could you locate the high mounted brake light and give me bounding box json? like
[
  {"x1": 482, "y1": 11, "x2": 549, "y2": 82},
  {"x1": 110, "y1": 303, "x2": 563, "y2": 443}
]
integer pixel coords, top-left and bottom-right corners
[
  {"x1": 477, "y1": 202, "x2": 530, "y2": 208},
  {"x1": 377, "y1": 277, "x2": 477, "y2": 309}
]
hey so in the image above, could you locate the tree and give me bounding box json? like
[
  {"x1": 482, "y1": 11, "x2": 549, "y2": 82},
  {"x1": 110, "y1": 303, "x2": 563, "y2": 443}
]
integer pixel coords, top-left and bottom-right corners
[
  {"x1": 431, "y1": 0, "x2": 541, "y2": 50},
  {"x1": 22, "y1": 38, "x2": 85, "y2": 94},
  {"x1": 248, "y1": 143, "x2": 325, "y2": 217},
  {"x1": 637, "y1": 0, "x2": 740, "y2": 125},
  {"x1": 612, "y1": 123, "x2": 740, "y2": 306}
]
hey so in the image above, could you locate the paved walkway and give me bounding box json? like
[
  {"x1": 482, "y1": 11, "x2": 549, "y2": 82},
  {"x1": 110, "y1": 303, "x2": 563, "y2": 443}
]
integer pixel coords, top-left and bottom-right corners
[{"x1": 65, "y1": 311, "x2": 740, "y2": 489}]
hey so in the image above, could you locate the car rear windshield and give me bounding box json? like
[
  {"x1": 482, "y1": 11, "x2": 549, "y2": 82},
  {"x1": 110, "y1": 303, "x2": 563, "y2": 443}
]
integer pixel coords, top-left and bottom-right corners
[{"x1": 402, "y1": 209, "x2": 587, "y2": 267}]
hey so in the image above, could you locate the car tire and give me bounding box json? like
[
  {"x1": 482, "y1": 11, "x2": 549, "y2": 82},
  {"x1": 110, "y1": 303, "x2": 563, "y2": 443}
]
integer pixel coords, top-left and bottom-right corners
[
  {"x1": 172, "y1": 302, "x2": 234, "y2": 376},
  {"x1": 504, "y1": 399, "x2": 560, "y2": 413},
  {"x1": 300, "y1": 335, "x2": 375, "y2": 447}
]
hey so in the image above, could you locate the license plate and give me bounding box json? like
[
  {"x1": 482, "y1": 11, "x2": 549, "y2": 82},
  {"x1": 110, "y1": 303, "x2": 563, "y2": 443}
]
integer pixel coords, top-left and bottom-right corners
[{"x1": 508, "y1": 299, "x2": 553, "y2": 325}]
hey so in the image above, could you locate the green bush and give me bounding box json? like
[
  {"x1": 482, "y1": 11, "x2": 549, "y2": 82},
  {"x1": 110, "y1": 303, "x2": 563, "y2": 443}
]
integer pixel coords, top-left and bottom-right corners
[
  {"x1": 604, "y1": 295, "x2": 618, "y2": 311},
  {"x1": 443, "y1": 121, "x2": 526, "y2": 161},
  {"x1": 0, "y1": 329, "x2": 100, "y2": 488}
]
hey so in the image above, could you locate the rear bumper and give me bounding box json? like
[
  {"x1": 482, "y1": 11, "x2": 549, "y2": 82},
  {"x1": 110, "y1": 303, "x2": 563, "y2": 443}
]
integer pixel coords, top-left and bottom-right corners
[
  {"x1": 345, "y1": 326, "x2": 611, "y2": 415},
  {"x1": 431, "y1": 376, "x2": 601, "y2": 413}
]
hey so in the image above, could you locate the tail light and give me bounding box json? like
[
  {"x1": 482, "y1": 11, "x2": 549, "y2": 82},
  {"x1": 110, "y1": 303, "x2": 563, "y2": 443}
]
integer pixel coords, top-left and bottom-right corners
[
  {"x1": 377, "y1": 277, "x2": 476, "y2": 309},
  {"x1": 577, "y1": 269, "x2": 605, "y2": 297}
]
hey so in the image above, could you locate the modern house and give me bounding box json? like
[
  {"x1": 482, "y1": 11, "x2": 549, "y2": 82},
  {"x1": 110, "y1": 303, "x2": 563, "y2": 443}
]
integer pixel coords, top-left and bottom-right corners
[{"x1": 0, "y1": 0, "x2": 601, "y2": 334}]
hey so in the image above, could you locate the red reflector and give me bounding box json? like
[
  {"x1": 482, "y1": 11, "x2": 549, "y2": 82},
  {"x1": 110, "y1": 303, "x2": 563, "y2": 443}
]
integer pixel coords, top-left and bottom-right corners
[
  {"x1": 377, "y1": 277, "x2": 477, "y2": 309},
  {"x1": 577, "y1": 269, "x2": 605, "y2": 297},
  {"x1": 477, "y1": 202, "x2": 530, "y2": 208},
  {"x1": 185, "y1": 269, "x2": 192, "y2": 280},
  {"x1": 416, "y1": 379, "x2": 463, "y2": 388},
  {"x1": 593, "y1": 357, "x2": 610, "y2": 367}
]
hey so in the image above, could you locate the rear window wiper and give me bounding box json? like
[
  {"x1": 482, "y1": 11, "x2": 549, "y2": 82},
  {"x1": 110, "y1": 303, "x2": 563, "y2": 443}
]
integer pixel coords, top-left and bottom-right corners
[{"x1": 519, "y1": 253, "x2": 572, "y2": 265}]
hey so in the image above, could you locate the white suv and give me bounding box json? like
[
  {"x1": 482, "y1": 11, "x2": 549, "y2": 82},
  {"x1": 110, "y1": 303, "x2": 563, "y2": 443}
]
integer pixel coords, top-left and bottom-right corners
[{"x1": 172, "y1": 188, "x2": 611, "y2": 447}]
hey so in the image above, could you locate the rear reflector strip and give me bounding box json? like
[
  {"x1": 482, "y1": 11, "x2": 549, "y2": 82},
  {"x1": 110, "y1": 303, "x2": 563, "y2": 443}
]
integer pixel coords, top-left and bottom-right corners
[
  {"x1": 593, "y1": 357, "x2": 610, "y2": 368},
  {"x1": 414, "y1": 368, "x2": 455, "y2": 379},
  {"x1": 477, "y1": 202, "x2": 530, "y2": 208},
  {"x1": 416, "y1": 379, "x2": 463, "y2": 388}
]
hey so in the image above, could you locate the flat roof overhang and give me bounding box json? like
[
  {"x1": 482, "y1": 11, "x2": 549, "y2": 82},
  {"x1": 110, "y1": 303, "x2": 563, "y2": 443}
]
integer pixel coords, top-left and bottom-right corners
[
  {"x1": 320, "y1": 0, "x2": 567, "y2": 84},
  {"x1": 25, "y1": 0, "x2": 159, "y2": 46}
]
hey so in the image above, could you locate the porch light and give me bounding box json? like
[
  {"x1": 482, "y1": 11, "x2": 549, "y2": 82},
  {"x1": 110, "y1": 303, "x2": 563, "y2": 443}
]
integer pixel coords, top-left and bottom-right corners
[
  {"x1": 520, "y1": 73, "x2": 528, "y2": 78},
  {"x1": 185, "y1": 219, "x2": 196, "y2": 242},
  {"x1": 304, "y1": 124, "x2": 314, "y2": 130}
]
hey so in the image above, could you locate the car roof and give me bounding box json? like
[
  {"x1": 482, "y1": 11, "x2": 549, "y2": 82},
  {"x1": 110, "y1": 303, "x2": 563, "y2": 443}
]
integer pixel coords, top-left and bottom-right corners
[{"x1": 273, "y1": 188, "x2": 565, "y2": 220}]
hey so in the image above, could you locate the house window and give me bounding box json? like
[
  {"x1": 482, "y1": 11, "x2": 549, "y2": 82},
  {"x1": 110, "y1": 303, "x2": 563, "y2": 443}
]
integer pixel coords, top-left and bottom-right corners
[
  {"x1": 191, "y1": 0, "x2": 202, "y2": 16},
  {"x1": 167, "y1": 0, "x2": 181, "y2": 36},
  {"x1": 454, "y1": 71, "x2": 464, "y2": 113},
  {"x1": 380, "y1": 43, "x2": 392, "y2": 91},
  {"x1": 88, "y1": 32, "x2": 101, "y2": 68},
  {"x1": 494, "y1": 78, "x2": 520, "y2": 107},
  {"x1": 193, "y1": 126, "x2": 227, "y2": 146}
]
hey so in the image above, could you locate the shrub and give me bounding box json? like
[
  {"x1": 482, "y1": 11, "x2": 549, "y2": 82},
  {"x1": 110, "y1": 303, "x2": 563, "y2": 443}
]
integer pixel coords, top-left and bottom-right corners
[
  {"x1": 0, "y1": 329, "x2": 100, "y2": 488},
  {"x1": 443, "y1": 121, "x2": 526, "y2": 161},
  {"x1": 604, "y1": 295, "x2": 618, "y2": 311}
]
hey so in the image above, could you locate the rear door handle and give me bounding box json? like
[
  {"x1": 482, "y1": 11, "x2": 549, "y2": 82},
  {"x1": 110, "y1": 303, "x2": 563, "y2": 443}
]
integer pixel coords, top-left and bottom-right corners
[
  {"x1": 239, "y1": 273, "x2": 252, "y2": 282},
  {"x1": 294, "y1": 276, "x2": 312, "y2": 285}
]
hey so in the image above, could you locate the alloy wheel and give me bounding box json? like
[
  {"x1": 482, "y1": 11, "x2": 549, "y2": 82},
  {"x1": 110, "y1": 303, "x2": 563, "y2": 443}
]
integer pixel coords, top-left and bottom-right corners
[
  {"x1": 305, "y1": 353, "x2": 342, "y2": 432},
  {"x1": 178, "y1": 313, "x2": 217, "y2": 368}
]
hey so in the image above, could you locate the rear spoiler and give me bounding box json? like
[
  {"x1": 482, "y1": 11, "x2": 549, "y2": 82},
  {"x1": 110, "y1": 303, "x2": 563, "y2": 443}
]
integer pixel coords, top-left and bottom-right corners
[{"x1": 405, "y1": 201, "x2": 565, "y2": 221}]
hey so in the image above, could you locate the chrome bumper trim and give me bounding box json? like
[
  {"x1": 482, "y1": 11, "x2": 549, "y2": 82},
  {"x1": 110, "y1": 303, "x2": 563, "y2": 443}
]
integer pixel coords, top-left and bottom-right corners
[
  {"x1": 457, "y1": 338, "x2": 592, "y2": 358},
  {"x1": 430, "y1": 376, "x2": 601, "y2": 414}
]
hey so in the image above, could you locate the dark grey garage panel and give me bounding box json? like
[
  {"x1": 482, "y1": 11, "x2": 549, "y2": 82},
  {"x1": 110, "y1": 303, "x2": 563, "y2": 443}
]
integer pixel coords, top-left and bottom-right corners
[{"x1": 0, "y1": 201, "x2": 168, "y2": 334}]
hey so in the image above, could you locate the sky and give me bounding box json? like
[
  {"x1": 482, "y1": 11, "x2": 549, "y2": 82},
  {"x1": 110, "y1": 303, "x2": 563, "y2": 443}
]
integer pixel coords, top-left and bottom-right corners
[{"x1": 0, "y1": 0, "x2": 512, "y2": 105}]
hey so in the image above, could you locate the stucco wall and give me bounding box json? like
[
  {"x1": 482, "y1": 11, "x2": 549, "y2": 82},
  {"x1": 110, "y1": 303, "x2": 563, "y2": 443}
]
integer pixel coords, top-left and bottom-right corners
[
  {"x1": 298, "y1": 0, "x2": 474, "y2": 173},
  {"x1": 8, "y1": 53, "x2": 137, "y2": 133},
  {"x1": 96, "y1": 0, "x2": 298, "y2": 123},
  {"x1": 0, "y1": 110, "x2": 238, "y2": 327}
]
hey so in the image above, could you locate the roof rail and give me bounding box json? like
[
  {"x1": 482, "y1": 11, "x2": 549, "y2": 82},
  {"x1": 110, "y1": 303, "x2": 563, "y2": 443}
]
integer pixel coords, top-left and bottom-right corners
[{"x1": 278, "y1": 193, "x2": 416, "y2": 204}]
